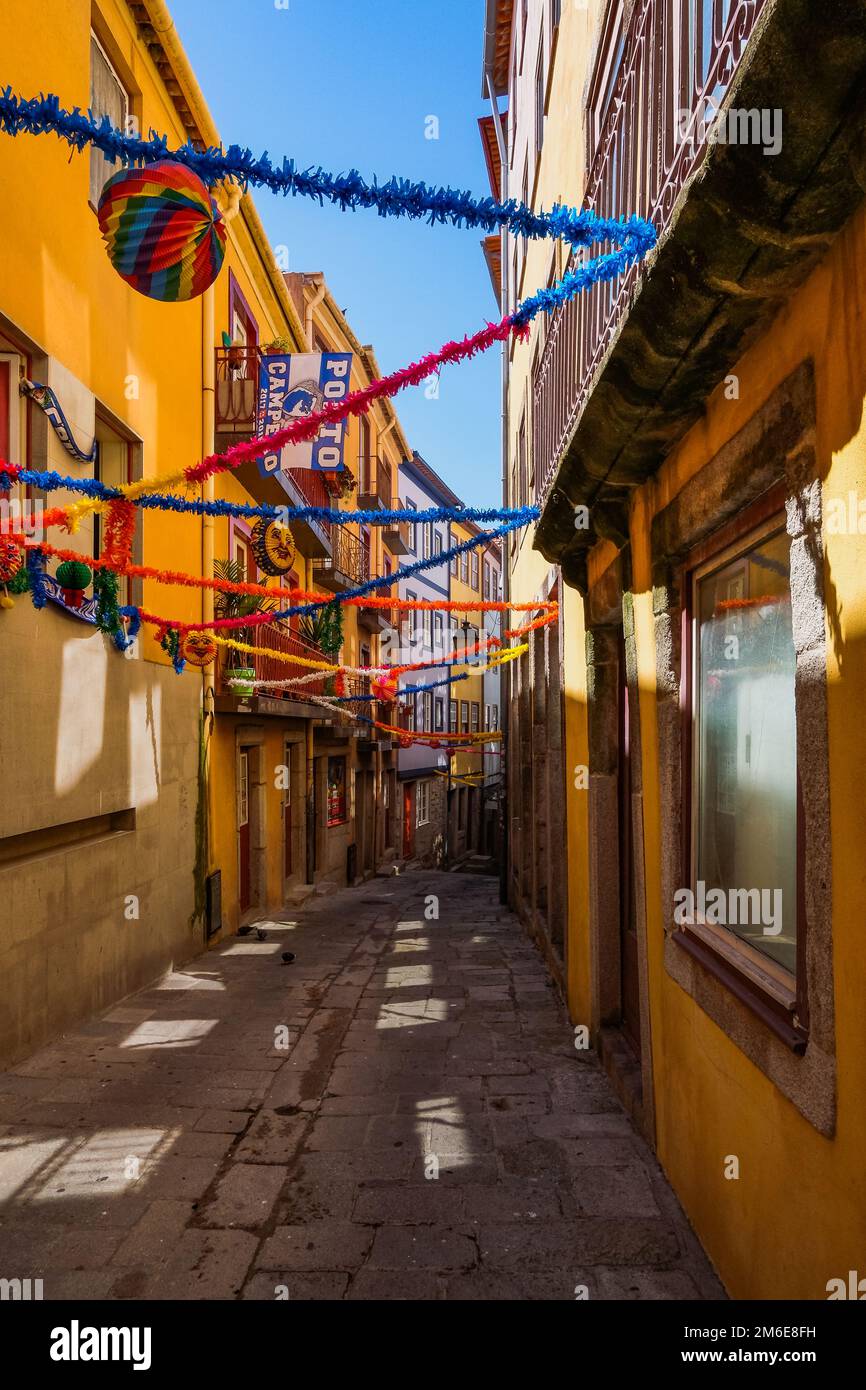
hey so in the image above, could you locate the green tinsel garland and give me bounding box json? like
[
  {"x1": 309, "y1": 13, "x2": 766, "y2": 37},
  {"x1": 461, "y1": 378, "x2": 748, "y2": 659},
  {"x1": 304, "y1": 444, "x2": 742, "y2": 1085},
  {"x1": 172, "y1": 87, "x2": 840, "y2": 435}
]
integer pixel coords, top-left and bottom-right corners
[{"x1": 93, "y1": 568, "x2": 122, "y2": 638}]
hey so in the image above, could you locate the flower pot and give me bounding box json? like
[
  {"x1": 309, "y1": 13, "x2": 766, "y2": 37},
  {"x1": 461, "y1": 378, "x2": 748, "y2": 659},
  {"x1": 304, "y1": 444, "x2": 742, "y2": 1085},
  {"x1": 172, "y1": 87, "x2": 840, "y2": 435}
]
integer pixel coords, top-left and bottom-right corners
[
  {"x1": 232, "y1": 666, "x2": 256, "y2": 697},
  {"x1": 62, "y1": 587, "x2": 85, "y2": 609}
]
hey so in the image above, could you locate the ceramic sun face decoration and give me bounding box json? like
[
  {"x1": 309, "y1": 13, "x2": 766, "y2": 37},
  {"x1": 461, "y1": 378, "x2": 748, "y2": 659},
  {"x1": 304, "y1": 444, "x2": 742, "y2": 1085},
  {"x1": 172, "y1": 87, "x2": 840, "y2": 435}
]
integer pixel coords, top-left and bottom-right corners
[
  {"x1": 251, "y1": 518, "x2": 296, "y2": 577},
  {"x1": 182, "y1": 631, "x2": 218, "y2": 667}
]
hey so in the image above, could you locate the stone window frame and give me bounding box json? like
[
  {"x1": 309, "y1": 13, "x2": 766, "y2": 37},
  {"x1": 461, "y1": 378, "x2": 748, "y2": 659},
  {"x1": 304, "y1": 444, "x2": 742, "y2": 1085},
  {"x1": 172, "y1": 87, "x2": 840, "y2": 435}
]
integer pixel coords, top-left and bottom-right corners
[
  {"x1": 585, "y1": 555, "x2": 656, "y2": 1143},
  {"x1": 651, "y1": 361, "x2": 836, "y2": 1136}
]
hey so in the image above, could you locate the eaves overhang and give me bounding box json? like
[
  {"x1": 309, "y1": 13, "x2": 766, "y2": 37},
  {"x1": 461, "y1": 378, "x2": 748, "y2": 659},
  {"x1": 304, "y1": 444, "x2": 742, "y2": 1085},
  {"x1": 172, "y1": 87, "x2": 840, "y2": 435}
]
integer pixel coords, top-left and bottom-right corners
[{"x1": 536, "y1": 0, "x2": 866, "y2": 592}]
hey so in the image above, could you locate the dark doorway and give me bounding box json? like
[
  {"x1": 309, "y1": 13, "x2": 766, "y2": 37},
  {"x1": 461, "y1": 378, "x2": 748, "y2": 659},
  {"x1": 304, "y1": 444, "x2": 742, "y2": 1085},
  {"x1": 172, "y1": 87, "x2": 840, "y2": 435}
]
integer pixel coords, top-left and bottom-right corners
[
  {"x1": 618, "y1": 635, "x2": 641, "y2": 1057},
  {"x1": 238, "y1": 748, "x2": 251, "y2": 913}
]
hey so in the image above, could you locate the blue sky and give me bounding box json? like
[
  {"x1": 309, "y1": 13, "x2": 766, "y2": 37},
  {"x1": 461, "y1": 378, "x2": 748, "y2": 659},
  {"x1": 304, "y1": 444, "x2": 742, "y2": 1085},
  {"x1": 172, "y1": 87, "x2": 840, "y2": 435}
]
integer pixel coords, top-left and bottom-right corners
[{"x1": 169, "y1": 0, "x2": 502, "y2": 508}]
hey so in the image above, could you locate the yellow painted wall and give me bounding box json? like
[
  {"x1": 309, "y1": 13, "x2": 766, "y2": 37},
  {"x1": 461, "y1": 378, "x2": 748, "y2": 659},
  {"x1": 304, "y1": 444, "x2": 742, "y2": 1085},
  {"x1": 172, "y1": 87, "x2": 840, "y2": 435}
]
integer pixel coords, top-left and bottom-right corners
[
  {"x1": 0, "y1": 0, "x2": 211, "y2": 1060},
  {"x1": 502, "y1": 0, "x2": 866, "y2": 1295},
  {"x1": 1, "y1": 0, "x2": 206, "y2": 647},
  {"x1": 624, "y1": 199, "x2": 866, "y2": 1300}
]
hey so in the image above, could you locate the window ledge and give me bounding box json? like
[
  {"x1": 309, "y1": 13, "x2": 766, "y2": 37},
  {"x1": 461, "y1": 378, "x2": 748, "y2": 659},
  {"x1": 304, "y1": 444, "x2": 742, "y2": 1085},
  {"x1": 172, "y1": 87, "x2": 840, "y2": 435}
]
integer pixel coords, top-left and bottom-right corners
[{"x1": 673, "y1": 925, "x2": 807, "y2": 1054}]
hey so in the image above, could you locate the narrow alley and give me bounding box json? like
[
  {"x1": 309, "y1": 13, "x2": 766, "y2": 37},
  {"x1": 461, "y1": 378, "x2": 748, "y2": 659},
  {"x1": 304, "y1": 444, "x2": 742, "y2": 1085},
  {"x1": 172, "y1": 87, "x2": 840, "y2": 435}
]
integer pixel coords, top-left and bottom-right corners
[{"x1": 0, "y1": 872, "x2": 721, "y2": 1301}]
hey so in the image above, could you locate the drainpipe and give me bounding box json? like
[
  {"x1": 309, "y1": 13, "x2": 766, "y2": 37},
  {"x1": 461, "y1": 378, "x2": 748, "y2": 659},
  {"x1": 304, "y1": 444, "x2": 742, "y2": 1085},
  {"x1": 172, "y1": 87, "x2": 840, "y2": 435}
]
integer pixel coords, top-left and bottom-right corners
[
  {"x1": 304, "y1": 276, "x2": 326, "y2": 349},
  {"x1": 485, "y1": 69, "x2": 511, "y2": 905},
  {"x1": 201, "y1": 282, "x2": 216, "y2": 916}
]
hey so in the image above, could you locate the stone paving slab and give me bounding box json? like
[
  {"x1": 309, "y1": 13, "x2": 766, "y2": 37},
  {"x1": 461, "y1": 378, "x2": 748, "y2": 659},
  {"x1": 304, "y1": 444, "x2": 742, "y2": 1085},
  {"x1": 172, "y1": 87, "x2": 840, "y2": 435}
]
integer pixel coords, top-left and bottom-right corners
[{"x1": 0, "y1": 871, "x2": 725, "y2": 1301}]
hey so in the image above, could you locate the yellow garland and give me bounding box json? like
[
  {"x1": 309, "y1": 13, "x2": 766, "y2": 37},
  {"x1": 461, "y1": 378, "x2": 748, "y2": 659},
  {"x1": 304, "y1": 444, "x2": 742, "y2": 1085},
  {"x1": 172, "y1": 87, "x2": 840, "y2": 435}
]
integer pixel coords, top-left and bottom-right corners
[
  {"x1": 214, "y1": 633, "x2": 529, "y2": 677},
  {"x1": 213, "y1": 633, "x2": 342, "y2": 671},
  {"x1": 63, "y1": 471, "x2": 192, "y2": 529}
]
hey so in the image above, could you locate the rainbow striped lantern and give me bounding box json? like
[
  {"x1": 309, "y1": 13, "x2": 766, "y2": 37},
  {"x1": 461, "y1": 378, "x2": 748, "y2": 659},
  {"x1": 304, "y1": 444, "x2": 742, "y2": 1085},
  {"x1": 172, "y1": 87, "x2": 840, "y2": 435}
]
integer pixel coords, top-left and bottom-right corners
[{"x1": 97, "y1": 161, "x2": 227, "y2": 302}]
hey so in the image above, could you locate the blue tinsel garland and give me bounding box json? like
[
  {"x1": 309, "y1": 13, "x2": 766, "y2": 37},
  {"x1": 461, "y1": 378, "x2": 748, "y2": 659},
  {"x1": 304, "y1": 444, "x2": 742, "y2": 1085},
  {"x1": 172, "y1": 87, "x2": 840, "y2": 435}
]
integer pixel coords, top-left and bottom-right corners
[
  {"x1": 0, "y1": 463, "x2": 539, "y2": 528},
  {"x1": 0, "y1": 89, "x2": 657, "y2": 259}
]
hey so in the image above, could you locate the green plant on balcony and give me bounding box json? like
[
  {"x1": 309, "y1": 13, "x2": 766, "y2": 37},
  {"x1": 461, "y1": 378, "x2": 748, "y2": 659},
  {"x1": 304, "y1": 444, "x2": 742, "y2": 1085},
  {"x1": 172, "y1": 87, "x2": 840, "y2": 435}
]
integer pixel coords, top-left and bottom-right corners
[
  {"x1": 322, "y1": 467, "x2": 357, "y2": 501},
  {"x1": 213, "y1": 558, "x2": 276, "y2": 672},
  {"x1": 299, "y1": 600, "x2": 344, "y2": 695},
  {"x1": 299, "y1": 599, "x2": 343, "y2": 658},
  {"x1": 261, "y1": 336, "x2": 294, "y2": 355}
]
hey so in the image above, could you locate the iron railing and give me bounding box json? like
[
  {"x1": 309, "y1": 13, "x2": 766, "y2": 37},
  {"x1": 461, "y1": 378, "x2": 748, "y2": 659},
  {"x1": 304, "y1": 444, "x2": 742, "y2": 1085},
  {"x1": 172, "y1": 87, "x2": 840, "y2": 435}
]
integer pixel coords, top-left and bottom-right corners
[
  {"x1": 220, "y1": 622, "x2": 326, "y2": 698},
  {"x1": 532, "y1": 0, "x2": 769, "y2": 503},
  {"x1": 311, "y1": 528, "x2": 371, "y2": 587},
  {"x1": 215, "y1": 346, "x2": 260, "y2": 432},
  {"x1": 356, "y1": 454, "x2": 393, "y2": 510}
]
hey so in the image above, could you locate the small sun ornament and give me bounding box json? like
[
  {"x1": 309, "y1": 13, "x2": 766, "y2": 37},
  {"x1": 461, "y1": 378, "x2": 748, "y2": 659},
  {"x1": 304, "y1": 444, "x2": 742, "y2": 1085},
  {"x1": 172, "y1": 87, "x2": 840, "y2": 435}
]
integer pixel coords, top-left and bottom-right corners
[
  {"x1": 97, "y1": 161, "x2": 228, "y2": 302},
  {"x1": 182, "y1": 631, "x2": 219, "y2": 668},
  {"x1": 0, "y1": 538, "x2": 23, "y2": 609}
]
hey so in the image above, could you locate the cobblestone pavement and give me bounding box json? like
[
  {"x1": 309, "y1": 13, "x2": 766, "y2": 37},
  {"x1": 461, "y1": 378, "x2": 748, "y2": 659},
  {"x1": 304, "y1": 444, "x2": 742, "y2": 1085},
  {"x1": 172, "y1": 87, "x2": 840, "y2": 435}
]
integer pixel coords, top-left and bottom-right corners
[{"x1": 0, "y1": 871, "x2": 724, "y2": 1300}]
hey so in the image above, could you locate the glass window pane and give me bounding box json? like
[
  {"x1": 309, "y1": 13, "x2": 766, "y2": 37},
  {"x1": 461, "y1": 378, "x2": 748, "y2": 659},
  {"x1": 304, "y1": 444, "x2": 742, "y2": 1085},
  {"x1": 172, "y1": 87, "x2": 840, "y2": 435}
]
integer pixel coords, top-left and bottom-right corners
[{"x1": 694, "y1": 526, "x2": 797, "y2": 974}]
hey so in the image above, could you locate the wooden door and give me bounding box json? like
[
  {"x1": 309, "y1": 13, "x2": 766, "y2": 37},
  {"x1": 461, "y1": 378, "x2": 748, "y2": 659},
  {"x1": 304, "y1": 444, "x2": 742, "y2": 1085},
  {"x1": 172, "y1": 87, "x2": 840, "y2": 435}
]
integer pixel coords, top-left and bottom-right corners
[
  {"x1": 383, "y1": 772, "x2": 393, "y2": 851},
  {"x1": 238, "y1": 749, "x2": 251, "y2": 913},
  {"x1": 618, "y1": 637, "x2": 641, "y2": 1057},
  {"x1": 402, "y1": 784, "x2": 413, "y2": 859},
  {"x1": 283, "y1": 742, "x2": 292, "y2": 881}
]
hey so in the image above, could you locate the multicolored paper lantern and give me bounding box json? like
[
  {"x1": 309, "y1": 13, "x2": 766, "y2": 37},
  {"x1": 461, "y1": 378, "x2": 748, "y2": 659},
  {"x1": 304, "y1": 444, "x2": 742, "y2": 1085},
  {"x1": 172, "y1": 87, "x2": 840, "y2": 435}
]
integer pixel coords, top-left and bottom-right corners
[
  {"x1": 251, "y1": 518, "x2": 295, "y2": 577},
  {"x1": 182, "y1": 631, "x2": 218, "y2": 668},
  {"x1": 371, "y1": 670, "x2": 399, "y2": 703},
  {"x1": 97, "y1": 161, "x2": 227, "y2": 302}
]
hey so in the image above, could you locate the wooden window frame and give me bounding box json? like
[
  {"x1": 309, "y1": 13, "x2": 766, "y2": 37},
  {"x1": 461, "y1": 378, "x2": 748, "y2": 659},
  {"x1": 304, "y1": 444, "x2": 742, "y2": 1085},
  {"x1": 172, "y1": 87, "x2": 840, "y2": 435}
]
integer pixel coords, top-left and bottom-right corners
[
  {"x1": 89, "y1": 31, "x2": 131, "y2": 211},
  {"x1": 675, "y1": 482, "x2": 808, "y2": 1053}
]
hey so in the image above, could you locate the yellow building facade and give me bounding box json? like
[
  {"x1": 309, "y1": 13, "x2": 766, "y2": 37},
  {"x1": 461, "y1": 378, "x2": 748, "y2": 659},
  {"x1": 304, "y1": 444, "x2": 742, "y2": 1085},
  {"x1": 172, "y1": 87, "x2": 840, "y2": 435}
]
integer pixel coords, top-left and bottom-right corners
[
  {"x1": 484, "y1": 0, "x2": 866, "y2": 1298},
  {"x1": 448, "y1": 516, "x2": 487, "y2": 859},
  {"x1": 0, "y1": 0, "x2": 413, "y2": 1060}
]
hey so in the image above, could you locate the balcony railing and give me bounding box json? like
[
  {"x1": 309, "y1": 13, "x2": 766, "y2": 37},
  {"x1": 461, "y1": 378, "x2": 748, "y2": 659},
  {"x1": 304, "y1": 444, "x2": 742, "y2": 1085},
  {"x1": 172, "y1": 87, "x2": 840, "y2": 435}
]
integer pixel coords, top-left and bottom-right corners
[
  {"x1": 220, "y1": 621, "x2": 326, "y2": 699},
  {"x1": 215, "y1": 346, "x2": 260, "y2": 433},
  {"x1": 285, "y1": 467, "x2": 334, "y2": 541},
  {"x1": 357, "y1": 455, "x2": 393, "y2": 510},
  {"x1": 532, "y1": 0, "x2": 769, "y2": 503},
  {"x1": 311, "y1": 528, "x2": 371, "y2": 589}
]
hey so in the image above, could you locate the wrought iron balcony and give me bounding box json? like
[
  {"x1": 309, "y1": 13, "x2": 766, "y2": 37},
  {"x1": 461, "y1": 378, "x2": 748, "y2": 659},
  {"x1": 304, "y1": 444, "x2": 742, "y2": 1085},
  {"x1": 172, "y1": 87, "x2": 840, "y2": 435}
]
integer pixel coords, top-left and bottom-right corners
[
  {"x1": 532, "y1": 0, "x2": 769, "y2": 506},
  {"x1": 357, "y1": 454, "x2": 393, "y2": 510},
  {"x1": 311, "y1": 528, "x2": 371, "y2": 590},
  {"x1": 215, "y1": 345, "x2": 260, "y2": 434}
]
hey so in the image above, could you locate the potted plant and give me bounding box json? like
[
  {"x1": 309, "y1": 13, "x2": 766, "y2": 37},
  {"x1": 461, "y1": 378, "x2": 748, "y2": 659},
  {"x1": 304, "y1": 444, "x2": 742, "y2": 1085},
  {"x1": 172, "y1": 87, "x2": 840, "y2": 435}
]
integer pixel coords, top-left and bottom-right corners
[
  {"x1": 214, "y1": 558, "x2": 277, "y2": 697},
  {"x1": 261, "y1": 336, "x2": 293, "y2": 356},
  {"x1": 322, "y1": 467, "x2": 357, "y2": 502},
  {"x1": 299, "y1": 602, "x2": 344, "y2": 696}
]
